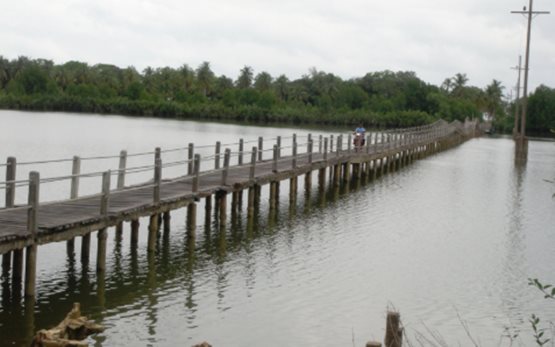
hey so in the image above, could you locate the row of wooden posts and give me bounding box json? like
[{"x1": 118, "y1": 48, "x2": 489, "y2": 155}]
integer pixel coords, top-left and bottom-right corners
[{"x1": 1, "y1": 121, "x2": 473, "y2": 300}]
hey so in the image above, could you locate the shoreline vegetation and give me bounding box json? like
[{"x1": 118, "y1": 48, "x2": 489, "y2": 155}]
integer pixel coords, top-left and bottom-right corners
[{"x1": 0, "y1": 56, "x2": 554, "y2": 133}]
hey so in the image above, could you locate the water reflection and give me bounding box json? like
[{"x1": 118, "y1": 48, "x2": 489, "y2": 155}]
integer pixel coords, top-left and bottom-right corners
[{"x1": 1, "y1": 135, "x2": 554, "y2": 346}]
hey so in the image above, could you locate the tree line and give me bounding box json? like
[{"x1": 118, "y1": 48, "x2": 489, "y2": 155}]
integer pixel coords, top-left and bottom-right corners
[{"x1": 0, "y1": 55, "x2": 552, "y2": 132}]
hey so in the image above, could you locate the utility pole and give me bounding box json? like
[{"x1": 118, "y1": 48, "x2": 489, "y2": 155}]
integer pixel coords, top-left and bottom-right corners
[
  {"x1": 511, "y1": 55, "x2": 523, "y2": 138},
  {"x1": 511, "y1": 0, "x2": 549, "y2": 144}
]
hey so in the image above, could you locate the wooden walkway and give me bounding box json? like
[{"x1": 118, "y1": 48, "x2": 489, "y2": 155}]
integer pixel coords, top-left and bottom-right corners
[{"x1": 0, "y1": 119, "x2": 480, "y2": 297}]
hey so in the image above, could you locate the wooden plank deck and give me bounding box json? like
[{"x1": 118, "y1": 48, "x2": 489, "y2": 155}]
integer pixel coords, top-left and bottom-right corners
[{"x1": 0, "y1": 147, "x2": 383, "y2": 252}]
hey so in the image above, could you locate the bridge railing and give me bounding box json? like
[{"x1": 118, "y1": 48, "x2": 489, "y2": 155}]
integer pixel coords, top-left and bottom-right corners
[{"x1": 0, "y1": 120, "x2": 468, "y2": 212}]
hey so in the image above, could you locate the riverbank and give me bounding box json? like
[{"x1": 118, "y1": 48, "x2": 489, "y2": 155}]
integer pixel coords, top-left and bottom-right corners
[{"x1": 0, "y1": 94, "x2": 437, "y2": 129}]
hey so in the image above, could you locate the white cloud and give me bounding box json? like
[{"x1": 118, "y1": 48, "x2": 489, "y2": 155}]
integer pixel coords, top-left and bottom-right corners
[{"x1": 1, "y1": 0, "x2": 553, "y2": 94}]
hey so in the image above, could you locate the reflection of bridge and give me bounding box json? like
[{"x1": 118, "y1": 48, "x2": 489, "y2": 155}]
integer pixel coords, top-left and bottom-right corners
[{"x1": 0, "y1": 119, "x2": 480, "y2": 298}]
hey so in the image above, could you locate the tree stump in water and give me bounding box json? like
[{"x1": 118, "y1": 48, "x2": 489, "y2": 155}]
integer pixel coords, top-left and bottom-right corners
[{"x1": 30, "y1": 302, "x2": 104, "y2": 347}]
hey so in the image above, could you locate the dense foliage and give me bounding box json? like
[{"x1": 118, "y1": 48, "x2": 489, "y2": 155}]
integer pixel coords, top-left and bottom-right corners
[{"x1": 0, "y1": 55, "x2": 533, "y2": 129}]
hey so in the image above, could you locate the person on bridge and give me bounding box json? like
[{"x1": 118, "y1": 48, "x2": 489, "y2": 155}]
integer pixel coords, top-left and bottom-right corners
[{"x1": 353, "y1": 124, "x2": 366, "y2": 151}]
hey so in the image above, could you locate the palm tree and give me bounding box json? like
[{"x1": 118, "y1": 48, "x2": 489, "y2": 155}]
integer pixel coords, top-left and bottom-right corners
[
  {"x1": 484, "y1": 79, "x2": 504, "y2": 122},
  {"x1": 452, "y1": 73, "x2": 468, "y2": 97},
  {"x1": 273, "y1": 75, "x2": 290, "y2": 101},
  {"x1": 440, "y1": 78, "x2": 453, "y2": 94},
  {"x1": 196, "y1": 61, "x2": 214, "y2": 97},
  {"x1": 236, "y1": 66, "x2": 253, "y2": 89},
  {"x1": 254, "y1": 71, "x2": 272, "y2": 92}
]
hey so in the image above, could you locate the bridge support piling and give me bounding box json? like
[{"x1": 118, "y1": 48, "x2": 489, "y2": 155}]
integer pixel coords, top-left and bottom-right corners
[
  {"x1": 305, "y1": 171, "x2": 312, "y2": 192},
  {"x1": 290, "y1": 177, "x2": 298, "y2": 204},
  {"x1": 269, "y1": 182, "x2": 279, "y2": 210},
  {"x1": 205, "y1": 196, "x2": 212, "y2": 226},
  {"x1": 130, "y1": 219, "x2": 140, "y2": 247},
  {"x1": 96, "y1": 228, "x2": 107, "y2": 272},
  {"x1": 247, "y1": 186, "x2": 256, "y2": 218},
  {"x1": 186, "y1": 203, "x2": 197, "y2": 239},
  {"x1": 12, "y1": 249, "x2": 23, "y2": 289},
  {"x1": 333, "y1": 164, "x2": 340, "y2": 186},
  {"x1": 24, "y1": 244, "x2": 37, "y2": 297},
  {"x1": 216, "y1": 191, "x2": 227, "y2": 229},
  {"x1": 2, "y1": 252, "x2": 10, "y2": 276},
  {"x1": 318, "y1": 168, "x2": 326, "y2": 191},
  {"x1": 163, "y1": 212, "x2": 171, "y2": 234},
  {"x1": 147, "y1": 214, "x2": 159, "y2": 252},
  {"x1": 231, "y1": 190, "x2": 240, "y2": 220},
  {"x1": 81, "y1": 233, "x2": 91, "y2": 265}
]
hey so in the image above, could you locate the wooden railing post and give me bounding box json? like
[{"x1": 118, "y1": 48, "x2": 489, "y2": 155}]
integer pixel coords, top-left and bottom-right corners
[
  {"x1": 336, "y1": 135, "x2": 341, "y2": 157},
  {"x1": 330, "y1": 135, "x2": 334, "y2": 153},
  {"x1": 215, "y1": 141, "x2": 221, "y2": 169},
  {"x1": 318, "y1": 134, "x2": 323, "y2": 153},
  {"x1": 97, "y1": 171, "x2": 110, "y2": 272},
  {"x1": 117, "y1": 150, "x2": 127, "y2": 189},
  {"x1": 100, "y1": 171, "x2": 110, "y2": 216},
  {"x1": 323, "y1": 137, "x2": 328, "y2": 160},
  {"x1": 5, "y1": 157, "x2": 16, "y2": 208},
  {"x1": 221, "y1": 148, "x2": 230, "y2": 185},
  {"x1": 250, "y1": 147, "x2": 257, "y2": 180},
  {"x1": 347, "y1": 133, "x2": 352, "y2": 152},
  {"x1": 114, "y1": 150, "x2": 127, "y2": 236},
  {"x1": 4, "y1": 156, "x2": 17, "y2": 271},
  {"x1": 307, "y1": 133, "x2": 312, "y2": 155},
  {"x1": 258, "y1": 136, "x2": 263, "y2": 161},
  {"x1": 276, "y1": 136, "x2": 282, "y2": 159},
  {"x1": 1, "y1": 158, "x2": 14, "y2": 269},
  {"x1": 27, "y1": 172, "x2": 39, "y2": 238},
  {"x1": 366, "y1": 134, "x2": 371, "y2": 153},
  {"x1": 308, "y1": 139, "x2": 313, "y2": 164},
  {"x1": 70, "y1": 156, "x2": 81, "y2": 199},
  {"x1": 292, "y1": 140, "x2": 297, "y2": 169},
  {"x1": 25, "y1": 171, "x2": 39, "y2": 298},
  {"x1": 239, "y1": 138, "x2": 244, "y2": 165},
  {"x1": 187, "y1": 143, "x2": 194, "y2": 175},
  {"x1": 192, "y1": 154, "x2": 201, "y2": 193},
  {"x1": 154, "y1": 158, "x2": 161, "y2": 203},
  {"x1": 272, "y1": 145, "x2": 278, "y2": 172}
]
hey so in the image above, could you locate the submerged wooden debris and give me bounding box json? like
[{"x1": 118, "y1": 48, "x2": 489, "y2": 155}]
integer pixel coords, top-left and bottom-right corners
[{"x1": 30, "y1": 303, "x2": 104, "y2": 347}]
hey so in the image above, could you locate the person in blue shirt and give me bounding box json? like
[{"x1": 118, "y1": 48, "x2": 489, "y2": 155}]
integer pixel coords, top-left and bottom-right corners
[{"x1": 353, "y1": 124, "x2": 366, "y2": 150}]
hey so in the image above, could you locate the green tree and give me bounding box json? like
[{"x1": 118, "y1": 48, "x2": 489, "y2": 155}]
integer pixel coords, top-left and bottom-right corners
[
  {"x1": 236, "y1": 66, "x2": 254, "y2": 89},
  {"x1": 484, "y1": 79, "x2": 505, "y2": 122},
  {"x1": 254, "y1": 71, "x2": 273, "y2": 92},
  {"x1": 528, "y1": 85, "x2": 555, "y2": 133},
  {"x1": 196, "y1": 61, "x2": 214, "y2": 97}
]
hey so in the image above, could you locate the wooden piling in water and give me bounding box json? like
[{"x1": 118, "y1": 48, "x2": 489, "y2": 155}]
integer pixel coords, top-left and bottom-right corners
[
  {"x1": 24, "y1": 171, "x2": 39, "y2": 297},
  {"x1": 96, "y1": 171, "x2": 110, "y2": 273},
  {"x1": 290, "y1": 177, "x2": 297, "y2": 204},
  {"x1": 247, "y1": 186, "x2": 256, "y2": 218},
  {"x1": 3, "y1": 157, "x2": 16, "y2": 278},
  {"x1": 130, "y1": 219, "x2": 139, "y2": 246},
  {"x1": 163, "y1": 212, "x2": 171, "y2": 234},
  {"x1": 269, "y1": 181, "x2": 279, "y2": 210},
  {"x1": 384, "y1": 311, "x2": 403, "y2": 347},
  {"x1": 217, "y1": 191, "x2": 227, "y2": 228},
  {"x1": 147, "y1": 214, "x2": 159, "y2": 252},
  {"x1": 305, "y1": 171, "x2": 312, "y2": 191},
  {"x1": 187, "y1": 203, "x2": 197, "y2": 239}
]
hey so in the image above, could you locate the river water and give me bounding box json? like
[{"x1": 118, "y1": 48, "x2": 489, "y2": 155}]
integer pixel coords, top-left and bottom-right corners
[{"x1": 0, "y1": 110, "x2": 554, "y2": 346}]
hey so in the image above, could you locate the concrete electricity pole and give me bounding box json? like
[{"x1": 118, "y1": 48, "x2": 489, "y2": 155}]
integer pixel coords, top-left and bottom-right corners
[
  {"x1": 510, "y1": 55, "x2": 523, "y2": 138},
  {"x1": 511, "y1": 0, "x2": 549, "y2": 143}
]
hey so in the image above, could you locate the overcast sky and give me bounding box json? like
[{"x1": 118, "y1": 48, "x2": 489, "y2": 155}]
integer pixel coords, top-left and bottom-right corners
[{"x1": 1, "y1": 0, "x2": 553, "y2": 97}]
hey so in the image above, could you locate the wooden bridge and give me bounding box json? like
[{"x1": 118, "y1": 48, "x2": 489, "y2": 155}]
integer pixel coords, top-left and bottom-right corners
[{"x1": 0, "y1": 119, "x2": 479, "y2": 298}]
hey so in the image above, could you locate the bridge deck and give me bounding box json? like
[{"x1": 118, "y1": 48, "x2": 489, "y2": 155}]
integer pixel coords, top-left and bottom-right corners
[{"x1": 0, "y1": 148, "x2": 383, "y2": 252}]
